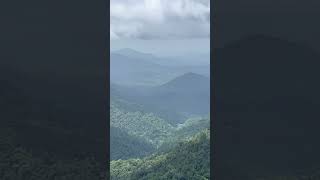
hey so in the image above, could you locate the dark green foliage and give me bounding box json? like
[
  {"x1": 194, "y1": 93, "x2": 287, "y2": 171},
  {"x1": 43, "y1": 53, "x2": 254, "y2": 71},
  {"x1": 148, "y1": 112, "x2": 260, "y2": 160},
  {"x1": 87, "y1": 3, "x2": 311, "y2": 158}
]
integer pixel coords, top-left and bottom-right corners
[
  {"x1": 111, "y1": 101, "x2": 174, "y2": 147},
  {"x1": 110, "y1": 130, "x2": 210, "y2": 180},
  {"x1": 174, "y1": 118, "x2": 210, "y2": 139},
  {"x1": 110, "y1": 126, "x2": 155, "y2": 160},
  {"x1": 158, "y1": 118, "x2": 210, "y2": 153}
]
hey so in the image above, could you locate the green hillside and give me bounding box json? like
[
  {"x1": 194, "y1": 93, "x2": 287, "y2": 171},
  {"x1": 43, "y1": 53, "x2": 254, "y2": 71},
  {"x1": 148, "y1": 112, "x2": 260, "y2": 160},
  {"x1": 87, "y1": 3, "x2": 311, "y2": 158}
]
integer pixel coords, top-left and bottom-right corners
[
  {"x1": 111, "y1": 101, "x2": 174, "y2": 147},
  {"x1": 110, "y1": 70, "x2": 210, "y2": 179},
  {"x1": 110, "y1": 99, "x2": 210, "y2": 160},
  {"x1": 110, "y1": 130, "x2": 210, "y2": 180},
  {"x1": 158, "y1": 117, "x2": 210, "y2": 153},
  {"x1": 110, "y1": 126, "x2": 155, "y2": 160}
]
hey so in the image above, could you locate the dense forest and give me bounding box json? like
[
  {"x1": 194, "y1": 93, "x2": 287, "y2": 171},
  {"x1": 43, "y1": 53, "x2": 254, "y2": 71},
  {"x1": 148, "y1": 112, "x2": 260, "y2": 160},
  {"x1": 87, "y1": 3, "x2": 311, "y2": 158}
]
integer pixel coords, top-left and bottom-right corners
[
  {"x1": 110, "y1": 94, "x2": 210, "y2": 159},
  {"x1": 111, "y1": 130, "x2": 210, "y2": 180}
]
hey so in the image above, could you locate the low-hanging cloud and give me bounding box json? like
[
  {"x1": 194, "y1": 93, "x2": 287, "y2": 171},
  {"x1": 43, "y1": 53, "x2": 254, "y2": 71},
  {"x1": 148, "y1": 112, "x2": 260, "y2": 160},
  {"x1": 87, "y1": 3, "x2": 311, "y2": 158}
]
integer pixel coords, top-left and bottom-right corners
[{"x1": 111, "y1": 0, "x2": 210, "y2": 40}]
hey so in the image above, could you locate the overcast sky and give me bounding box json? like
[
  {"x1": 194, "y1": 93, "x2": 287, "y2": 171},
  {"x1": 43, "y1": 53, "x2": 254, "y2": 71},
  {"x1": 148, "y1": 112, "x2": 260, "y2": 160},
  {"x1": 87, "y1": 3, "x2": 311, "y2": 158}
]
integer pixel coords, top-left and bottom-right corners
[{"x1": 110, "y1": 0, "x2": 210, "y2": 56}]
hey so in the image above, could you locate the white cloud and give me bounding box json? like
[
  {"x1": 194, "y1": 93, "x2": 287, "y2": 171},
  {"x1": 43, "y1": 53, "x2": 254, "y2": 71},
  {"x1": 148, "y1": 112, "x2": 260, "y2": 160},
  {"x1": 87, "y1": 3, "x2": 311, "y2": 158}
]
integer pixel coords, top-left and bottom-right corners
[{"x1": 110, "y1": 0, "x2": 210, "y2": 40}]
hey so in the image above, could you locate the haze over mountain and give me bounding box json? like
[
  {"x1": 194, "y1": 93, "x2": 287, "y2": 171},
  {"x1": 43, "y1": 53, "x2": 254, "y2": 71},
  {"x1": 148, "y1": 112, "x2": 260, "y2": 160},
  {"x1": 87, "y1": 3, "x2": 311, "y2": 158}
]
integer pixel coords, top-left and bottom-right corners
[
  {"x1": 110, "y1": 1, "x2": 210, "y2": 177},
  {"x1": 113, "y1": 48, "x2": 209, "y2": 66},
  {"x1": 111, "y1": 49, "x2": 209, "y2": 86},
  {"x1": 113, "y1": 48, "x2": 157, "y2": 62},
  {"x1": 111, "y1": 72, "x2": 210, "y2": 125}
]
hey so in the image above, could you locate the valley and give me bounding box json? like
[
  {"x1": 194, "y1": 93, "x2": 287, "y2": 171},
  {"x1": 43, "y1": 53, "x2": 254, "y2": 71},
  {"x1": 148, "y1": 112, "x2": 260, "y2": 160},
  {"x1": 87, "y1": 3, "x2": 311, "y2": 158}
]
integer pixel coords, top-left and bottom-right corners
[{"x1": 110, "y1": 49, "x2": 210, "y2": 179}]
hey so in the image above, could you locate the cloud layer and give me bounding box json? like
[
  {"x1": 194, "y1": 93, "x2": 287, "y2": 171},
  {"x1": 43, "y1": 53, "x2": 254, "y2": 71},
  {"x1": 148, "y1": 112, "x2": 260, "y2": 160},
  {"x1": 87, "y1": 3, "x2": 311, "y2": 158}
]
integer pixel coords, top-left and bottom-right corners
[{"x1": 111, "y1": 0, "x2": 210, "y2": 40}]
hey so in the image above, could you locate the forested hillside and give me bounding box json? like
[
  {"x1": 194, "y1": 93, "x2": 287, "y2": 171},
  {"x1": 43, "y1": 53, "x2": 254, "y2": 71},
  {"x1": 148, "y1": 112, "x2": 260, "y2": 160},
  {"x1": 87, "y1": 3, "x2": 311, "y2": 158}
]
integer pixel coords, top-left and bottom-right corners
[
  {"x1": 110, "y1": 126, "x2": 154, "y2": 160},
  {"x1": 110, "y1": 130, "x2": 210, "y2": 180},
  {"x1": 110, "y1": 81, "x2": 210, "y2": 179},
  {"x1": 110, "y1": 97, "x2": 210, "y2": 159},
  {"x1": 111, "y1": 101, "x2": 175, "y2": 147}
]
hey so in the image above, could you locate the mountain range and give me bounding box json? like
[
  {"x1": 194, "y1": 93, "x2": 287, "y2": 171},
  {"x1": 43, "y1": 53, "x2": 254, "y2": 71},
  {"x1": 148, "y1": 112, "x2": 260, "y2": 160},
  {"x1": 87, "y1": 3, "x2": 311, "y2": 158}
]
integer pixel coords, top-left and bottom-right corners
[
  {"x1": 111, "y1": 48, "x2": 209, "y2": 86},
  {"x1": 111, "y1": 72, "x2": 210, "y2": 125}
]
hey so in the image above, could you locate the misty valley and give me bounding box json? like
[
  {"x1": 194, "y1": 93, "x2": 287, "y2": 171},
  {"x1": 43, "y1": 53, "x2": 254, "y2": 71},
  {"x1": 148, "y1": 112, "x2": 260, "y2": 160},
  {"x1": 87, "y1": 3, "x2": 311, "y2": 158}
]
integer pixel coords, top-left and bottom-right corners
[{"x1": 110, "y1": 48, "x2": 210, "y2": 180}]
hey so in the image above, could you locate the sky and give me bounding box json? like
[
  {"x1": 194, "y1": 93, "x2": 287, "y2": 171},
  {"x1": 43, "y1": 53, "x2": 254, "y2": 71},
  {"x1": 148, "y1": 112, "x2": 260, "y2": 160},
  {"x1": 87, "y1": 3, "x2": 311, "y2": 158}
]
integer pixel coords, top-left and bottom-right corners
[{"x1": 110, "y1": 0, "x2": 210, "y2": 56}]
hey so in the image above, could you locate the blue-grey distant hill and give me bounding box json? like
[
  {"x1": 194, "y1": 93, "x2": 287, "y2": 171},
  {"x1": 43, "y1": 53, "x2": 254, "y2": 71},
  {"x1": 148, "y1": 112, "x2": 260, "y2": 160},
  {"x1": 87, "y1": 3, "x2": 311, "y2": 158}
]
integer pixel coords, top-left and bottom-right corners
[
  {"x1": 111, "y1": 72, "x2": 210, "y2": 124},
  {"x1": 111, "y1": 48, "x2": 209, "y2": 86}
]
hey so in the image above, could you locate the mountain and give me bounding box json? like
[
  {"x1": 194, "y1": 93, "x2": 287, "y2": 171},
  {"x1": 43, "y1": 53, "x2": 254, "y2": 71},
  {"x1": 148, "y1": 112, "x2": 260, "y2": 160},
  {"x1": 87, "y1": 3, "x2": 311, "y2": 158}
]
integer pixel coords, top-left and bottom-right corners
[
  {"x1": 110, "y1": 49, "x2": 209, "y2": 86},
  {"x1": 110, "y1": 66, "x2": 210, "y2": 178},
  {"x1": 110, "y1": 85, "x2": 210, "y2": 160},
  {"x1": 158, "y1": 117, "x2": 210, "y2": 153},
  {"x1": 111, "y1": 72, "x2": 210, "y2": 125},
  {"x1": 157, "y1": 72, "x2": 209, "y2": 91},
  {"x1": 214, "y1": 35, "x2": 320, "y2": 179},
  {"x1": 110, "y1": 130, "x2": 210, "y2": 180},
  {"x1": 135, "y1": 72, "x2": 210, "y2": 123},
  {"x1": 113, "y1": 48, "x2": 158, "y2": 62},
  {"x1": 113, "y1": 48, "x2": 210, "y2": 67},
  {"x1": 111, "y1": 52, "x2": 180, "y2": 86}
]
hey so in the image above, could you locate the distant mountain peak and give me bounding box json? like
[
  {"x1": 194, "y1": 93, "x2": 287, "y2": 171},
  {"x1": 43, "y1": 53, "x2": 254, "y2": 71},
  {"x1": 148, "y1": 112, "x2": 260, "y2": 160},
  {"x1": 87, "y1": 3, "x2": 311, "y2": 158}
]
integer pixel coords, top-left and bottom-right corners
[
  {"x1": 113, "y1": 48, "x2": 154, "y2": 57},
  {"x1": 173, "y1": 72, "x2": 208, "y2": 81},
  {"x1": 181, "y1": 72, "x2": 204, "y2": 78},
  {"x1": 159, "y1": 72, "x2": 209, "y2": 90}
]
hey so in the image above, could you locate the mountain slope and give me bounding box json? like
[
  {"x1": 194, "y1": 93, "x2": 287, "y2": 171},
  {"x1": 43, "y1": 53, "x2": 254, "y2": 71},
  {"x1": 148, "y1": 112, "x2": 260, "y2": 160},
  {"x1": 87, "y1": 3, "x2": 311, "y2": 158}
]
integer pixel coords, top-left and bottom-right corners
[
  {"x1": 111, "y1": 53, "x2": 180, "y2": 86},
  {"x1": 157, "y1": 72, "x2": 209, "y2": 92},
  {"x1": 113, "y1": 48, "x2": 210, "y2": 67},
  {"x1": 113, "y1": 48, "x2": 158, "y2": 63},
  {"x1": 158, "y1": 117, "x2": 210, "y2": 153},
  {"x1": 111, "y1": 72, "x2": 210, "y2": 125},
  {"x1": 110, "y1": 130, "x2": 210, "y2": 180},
  {"x1": 110, "y1": 100, "x2": 174, "y2": 147},
  {"x1": 133, "y1": 72, "x2": 210, "y2": 123},
  {"x1": 110, "y1": 126, "x2": 154, "y2": 160},
  {"x1": 110, "y1": 49, "x2": 209, "y2": 86}
]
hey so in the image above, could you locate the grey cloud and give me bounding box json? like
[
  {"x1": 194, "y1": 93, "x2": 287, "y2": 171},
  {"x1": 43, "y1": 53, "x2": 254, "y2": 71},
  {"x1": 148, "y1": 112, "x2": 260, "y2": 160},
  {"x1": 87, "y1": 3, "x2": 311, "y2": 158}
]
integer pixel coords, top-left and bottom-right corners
[{"x1": 110, "y1": 0, "x2": 210, "y2": 40}]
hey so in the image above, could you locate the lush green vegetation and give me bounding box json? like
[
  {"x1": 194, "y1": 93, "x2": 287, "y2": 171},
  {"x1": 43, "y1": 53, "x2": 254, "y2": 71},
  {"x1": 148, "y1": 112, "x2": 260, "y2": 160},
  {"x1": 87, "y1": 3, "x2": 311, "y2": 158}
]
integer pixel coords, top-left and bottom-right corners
[
  {"x1": 158, "y1": 117, "x2": 210, "y2": 153},
  {"x1": 110, "y1": 130, "x2": 210, "y2": 180},
  {"x1": 111, "y1": 97, "x2": 210, "y2": 160},
  {"x1": 110, "y1": 83, "x2": 210, "y2": 179},
  {"x1": 111, "y1": 101, "x2": 175, "y2": 147},
  {"x1": 110, "y1": 126, "x2": 154, "y2": 160}
]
